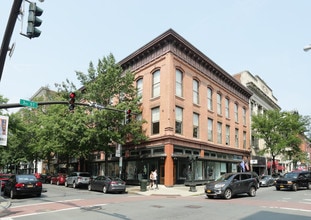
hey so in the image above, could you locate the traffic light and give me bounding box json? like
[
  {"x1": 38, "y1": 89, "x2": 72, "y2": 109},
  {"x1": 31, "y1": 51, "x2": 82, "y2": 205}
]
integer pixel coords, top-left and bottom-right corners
[
  {"x1": 125, "y1": 109, "x2": 132, "y2": 124},
  {"x1": 27, "y1": 2, "x2": 43, "y2": 39},
  {"x1": 69, "y1": 92, "x2": 76, "y2": 111}
]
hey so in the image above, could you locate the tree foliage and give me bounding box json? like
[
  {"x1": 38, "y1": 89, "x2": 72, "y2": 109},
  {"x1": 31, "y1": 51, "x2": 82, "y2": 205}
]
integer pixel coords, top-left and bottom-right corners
[
  {"x1": 252, "y1": 110, "x2": 310, "y2": 172},
  {"x1": 0, "y1": 54, "x2": 147, "y2": 174}
]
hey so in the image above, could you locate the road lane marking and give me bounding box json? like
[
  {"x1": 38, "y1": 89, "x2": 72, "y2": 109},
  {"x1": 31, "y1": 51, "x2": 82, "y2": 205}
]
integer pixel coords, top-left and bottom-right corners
[{"x1": 2, "y1": 203, "x2": 108, "y2": 219}]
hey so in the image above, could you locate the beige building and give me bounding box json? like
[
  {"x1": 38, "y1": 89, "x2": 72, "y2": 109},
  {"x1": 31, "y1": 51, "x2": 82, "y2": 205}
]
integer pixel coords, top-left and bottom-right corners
[
  {"x1": 234, "y1": 71, "x2": 281, "y2": 175},
  {"x1": 112, "y1": 29, "x2": 253, "y2": 186}
]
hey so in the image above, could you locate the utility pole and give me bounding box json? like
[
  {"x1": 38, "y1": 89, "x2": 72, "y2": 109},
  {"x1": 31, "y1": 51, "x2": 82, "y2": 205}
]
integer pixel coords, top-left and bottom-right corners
[{"x1": 0, "y1": 0, "x2": 23, "y2": 81}]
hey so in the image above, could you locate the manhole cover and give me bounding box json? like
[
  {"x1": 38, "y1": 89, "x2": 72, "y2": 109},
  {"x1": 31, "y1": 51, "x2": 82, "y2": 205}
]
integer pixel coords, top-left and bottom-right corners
[
  {"x1": 151, "y1": 205, "x2": 164, "y2": 208},
  {"x1": 185, "y1": 205, "x2": 202, "y2": 209}
]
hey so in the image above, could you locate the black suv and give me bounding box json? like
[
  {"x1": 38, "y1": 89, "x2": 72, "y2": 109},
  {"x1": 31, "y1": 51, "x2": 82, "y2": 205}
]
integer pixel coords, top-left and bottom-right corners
[
  {"x1": 275, "y1": 171, "x2": 311, "y2": 191},
  {"x1": 205, "y1": 172, "x2": 259, "y2": 199}
]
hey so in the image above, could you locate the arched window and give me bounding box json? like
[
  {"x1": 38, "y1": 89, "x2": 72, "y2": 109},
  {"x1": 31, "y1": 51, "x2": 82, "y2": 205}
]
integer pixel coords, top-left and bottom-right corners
[
  {"x1": 176, "y1": 69, "x2": 183, "y2": 97},
  {"x1": 225, "y1": 97, "x2": 230, "y2": 118},
  {"x1": 136, "y1": 78, "x2": 143, "y2": 102},
  {"x1": 207, "y1": 87, "x2": 213, "y2": 111},
  {"x1": 193, "y1": 79, "x2": 199, "y2": 104},
  {"x1": 217, "y1": 93, "x2": 222, "y2": 115},
  {"x1": 152, "y1": 70, "x2": 160, "y2": 98}
]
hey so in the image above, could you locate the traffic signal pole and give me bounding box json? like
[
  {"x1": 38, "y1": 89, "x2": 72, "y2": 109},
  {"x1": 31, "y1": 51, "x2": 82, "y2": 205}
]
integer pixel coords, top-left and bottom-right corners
[{"x1": 0, "y1": 0, "x2": 23, "y2": 82}]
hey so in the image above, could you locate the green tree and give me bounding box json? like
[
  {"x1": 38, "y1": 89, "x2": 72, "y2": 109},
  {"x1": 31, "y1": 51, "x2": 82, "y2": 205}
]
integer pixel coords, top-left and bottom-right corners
[
  {"x1": 0, "y1": 94, "x2": 8, "y2": 115},
  {"x1": 1, "y1": 112, "x2": 30, "y2": 173},
  {"x1": 252, "y1": 110, "x2": 309, "y2": 173},
  {"x1": 56, "y1": 53, "x2": 147, "y2": 175}
]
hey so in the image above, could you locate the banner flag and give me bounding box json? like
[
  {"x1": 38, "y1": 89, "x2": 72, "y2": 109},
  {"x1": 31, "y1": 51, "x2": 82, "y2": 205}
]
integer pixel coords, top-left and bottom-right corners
[{"x1": 0, "y1": 115, "x2": 9, "y2": 146}]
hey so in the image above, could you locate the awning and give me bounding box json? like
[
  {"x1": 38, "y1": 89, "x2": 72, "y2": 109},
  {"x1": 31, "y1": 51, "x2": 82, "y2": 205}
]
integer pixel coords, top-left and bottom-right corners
[
  {"x1": 267, "y1": 161, "x2": 279, "y2": 168},
  {"x1": 267, "y1": 161, "x2": 285, "y2": 170}
]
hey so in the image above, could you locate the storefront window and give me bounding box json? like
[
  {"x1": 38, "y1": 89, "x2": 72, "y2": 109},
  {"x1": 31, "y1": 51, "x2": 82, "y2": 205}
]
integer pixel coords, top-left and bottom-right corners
[
  {"x1": 195, "y1": 161, "x2": 203, "y2": 180},
  {"x1": 126, "y1": 161, "x2": 137, "y2": 180}
]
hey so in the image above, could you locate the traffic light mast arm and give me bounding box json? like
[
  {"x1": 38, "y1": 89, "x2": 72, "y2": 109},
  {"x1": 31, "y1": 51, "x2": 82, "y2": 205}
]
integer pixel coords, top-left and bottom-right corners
[
  {"x1": 0, "y1": 101, "x2": 91, "y2": 109},
  {"x1": 0, "y1": 101, "x2": 126, "y2": 112},
  {"x1": 0, "y1": 0, "x2": 23, "y2": 82}
]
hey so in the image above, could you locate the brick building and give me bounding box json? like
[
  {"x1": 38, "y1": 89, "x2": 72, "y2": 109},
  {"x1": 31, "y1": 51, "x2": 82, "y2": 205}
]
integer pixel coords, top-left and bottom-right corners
[{"x1": 102, "y1": 29, "x2": 253, "y2": 186}]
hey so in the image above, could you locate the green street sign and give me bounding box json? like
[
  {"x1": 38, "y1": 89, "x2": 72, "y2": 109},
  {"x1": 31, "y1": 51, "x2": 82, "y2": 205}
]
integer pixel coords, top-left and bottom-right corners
[{"x1": 20, "y1": 99, "x2": 38, "y2": 108}]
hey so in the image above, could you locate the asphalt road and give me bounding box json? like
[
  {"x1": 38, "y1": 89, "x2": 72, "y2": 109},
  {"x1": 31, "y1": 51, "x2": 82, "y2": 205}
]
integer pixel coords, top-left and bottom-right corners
[{"x1": 1, "y1": 184, "x2": 311, "y2": 220}]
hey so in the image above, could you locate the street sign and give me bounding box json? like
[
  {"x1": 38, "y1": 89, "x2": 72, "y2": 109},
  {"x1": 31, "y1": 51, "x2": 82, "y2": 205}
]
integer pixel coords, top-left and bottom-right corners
[{"x1": 20, "y1": 99, "x2": 38, "y2": 108}]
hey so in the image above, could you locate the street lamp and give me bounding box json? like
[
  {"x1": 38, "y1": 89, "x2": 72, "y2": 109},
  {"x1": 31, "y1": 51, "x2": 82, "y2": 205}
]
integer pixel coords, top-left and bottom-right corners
[
  {"x1": 188, "y1": 155, "x2": 198, "y2": 192},
  {"x1": 303, "y1": 44, "x2": 311, "y2": 52}
]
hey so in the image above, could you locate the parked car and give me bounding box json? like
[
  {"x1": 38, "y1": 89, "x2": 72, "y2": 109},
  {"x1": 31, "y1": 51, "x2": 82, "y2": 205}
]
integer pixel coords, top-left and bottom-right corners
[
  {"x1": 205, "y1": 172, "x2": 259, "y2": 199},
  {"x1": 275, "y1": 171, "x2": 311, "y2": 191},
  {"x1": 88, "y1": 176, "x2": 126, "y2": 194},
  {"x1": 0, "y1": 173, "x2": 13, "y2": 190},
  {"x1": 50, "y1": 173, "x2": 67, "y2": 185},
  {"x1": 251, "y1": 171, "x2": 260, "y2": 188},
  {"x1": 259, "y1": 175, "x2": 275, "y2": 187},
  {"x1": 40, "y1": 173, "x2": 53, "y2": 183},
  {"x1": 3, "y1": 174, "x2": 42, "y2": 199},
  {"x1": 65, "y1": 172, "x2": 91, "y2": 188}
]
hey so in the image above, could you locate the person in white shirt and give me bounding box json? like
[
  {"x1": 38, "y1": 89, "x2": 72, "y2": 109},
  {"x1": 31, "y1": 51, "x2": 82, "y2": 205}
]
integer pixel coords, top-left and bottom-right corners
[{"x1": 153, "y1": 169, "x2": 158, "y2": 189}]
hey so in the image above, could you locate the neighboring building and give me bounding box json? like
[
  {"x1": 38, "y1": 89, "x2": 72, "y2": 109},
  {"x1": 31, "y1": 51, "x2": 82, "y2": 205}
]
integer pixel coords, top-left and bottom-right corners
[
  {"x1": 294, "y1": 136, "x2": 311, "y2": 171},
  {"x1": 100, "y1": 29, "x2": 253, "y2": 186},
  {"x1": 233, "y1": 71, "x2": 282, "y2": 175}
]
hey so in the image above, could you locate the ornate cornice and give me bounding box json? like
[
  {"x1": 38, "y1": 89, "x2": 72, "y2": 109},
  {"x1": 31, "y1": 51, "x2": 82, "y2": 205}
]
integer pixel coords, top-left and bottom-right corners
[{"x1": 119, "y1": 29, "x2": 252, "y2": 102}]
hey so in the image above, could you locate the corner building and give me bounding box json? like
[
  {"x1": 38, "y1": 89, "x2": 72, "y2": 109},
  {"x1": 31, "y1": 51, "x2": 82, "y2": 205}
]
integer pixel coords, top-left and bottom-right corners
[{"x1": 116, "y1": 29, "x2": 252, "y2": 186}]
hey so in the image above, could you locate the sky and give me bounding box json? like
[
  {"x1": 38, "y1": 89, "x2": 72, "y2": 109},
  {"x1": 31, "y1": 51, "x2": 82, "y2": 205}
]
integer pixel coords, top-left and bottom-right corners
[{"x1": 0, "y1": 0, "x2": 311, "y2": 116}]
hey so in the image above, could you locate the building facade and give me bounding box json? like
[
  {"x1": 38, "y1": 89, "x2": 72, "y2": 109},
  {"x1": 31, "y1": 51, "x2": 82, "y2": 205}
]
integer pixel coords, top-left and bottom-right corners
[
  {"x1": 97, "y1": 29, "x2": 253, "y2": 186},
  {"x1": 233, "y1": 71, "x2": 281, "y2": 176}
]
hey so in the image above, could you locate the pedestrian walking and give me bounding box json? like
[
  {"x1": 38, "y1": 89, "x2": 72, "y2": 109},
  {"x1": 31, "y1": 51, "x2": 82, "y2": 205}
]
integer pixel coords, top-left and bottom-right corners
[
  {"x1": 149, "y1": 170, "x2": 154, "y2": 190},
  {"x1": 153, "y1": 169, "x2": 158, "y2": 189}
]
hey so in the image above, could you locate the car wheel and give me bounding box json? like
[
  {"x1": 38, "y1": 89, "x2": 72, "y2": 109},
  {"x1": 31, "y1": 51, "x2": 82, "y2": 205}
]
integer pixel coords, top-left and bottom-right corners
[
  {"x1": 223, "y1": 188, "x2": 232, "y2": 200},
  {"x1": 248, "y1": 186, "x2": 256, "y2": 197},
  {"x1": 37, "y1": 193, "x2": 41, "y2": 197},
  {"x1": 73, "y1": 182, "x2": 76, "y2": 189},
  {"x1": 10, "y1": 189, "x2": 15, "y2": 199},
  {"x1": 292, "y1": 183, "x2": 297, "y2": 191},
  {"x1": 88, "y1": 184, "x2": 92, "y2": 191},
  {"x1": 103, "y1": 186, "x2": 107, "y2": 194},
  {"x1": 276, "y1": 186, "x2": 280, "y2": 191}
]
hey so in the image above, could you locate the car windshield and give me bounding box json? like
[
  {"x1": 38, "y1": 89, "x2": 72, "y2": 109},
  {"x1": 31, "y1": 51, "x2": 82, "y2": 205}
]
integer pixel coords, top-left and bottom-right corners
[
  {"x1": 215, "y1": 173, "x2": 235, "y2": 181},
  {"x1": 284, "y1": 172, "x2": 299, "y2": 179},
  {"x1": 262, "y1": 176, "x2": 270, "y2": 179},
  {"x1": 79, "y1": 173, "x2": 90, "y2": 177}
]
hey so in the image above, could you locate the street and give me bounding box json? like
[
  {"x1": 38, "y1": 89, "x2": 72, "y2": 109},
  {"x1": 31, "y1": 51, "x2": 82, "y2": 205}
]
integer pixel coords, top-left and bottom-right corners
[{"x1": 0, "y1": 184, "x2": 311, "y2": 220}]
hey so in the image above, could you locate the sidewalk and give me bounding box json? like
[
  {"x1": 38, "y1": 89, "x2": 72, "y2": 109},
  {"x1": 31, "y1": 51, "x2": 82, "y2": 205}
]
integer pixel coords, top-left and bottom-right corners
[
  {"x1": 0, "y1": 196, "x2": 11, "y2": 217},
  {"x1": 126, "y1": 184, "x2": 206, "y2": 197}
]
